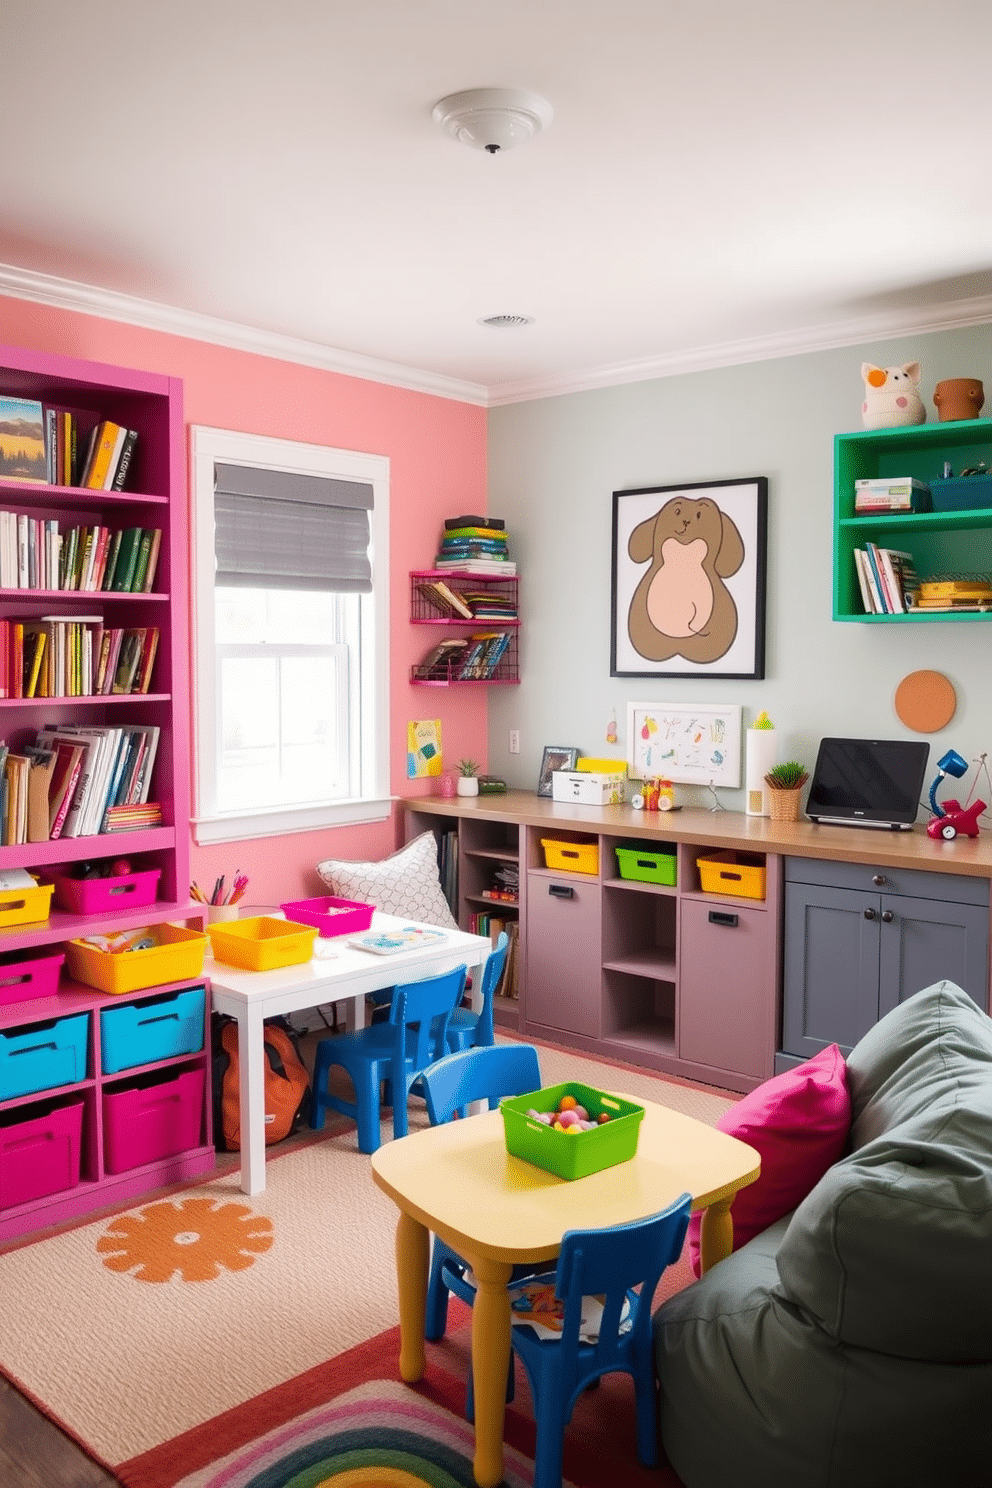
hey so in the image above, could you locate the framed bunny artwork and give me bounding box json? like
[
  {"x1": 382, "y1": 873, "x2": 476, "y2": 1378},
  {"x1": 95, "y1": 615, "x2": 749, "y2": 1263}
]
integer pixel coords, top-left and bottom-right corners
[{"x1": 610, "y1": 477, "x2": 768, "y2": 679}]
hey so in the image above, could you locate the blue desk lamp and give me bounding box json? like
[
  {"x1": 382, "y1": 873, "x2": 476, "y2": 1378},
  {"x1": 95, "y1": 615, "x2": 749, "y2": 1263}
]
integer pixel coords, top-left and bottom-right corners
[{"x1": 926, "y1": 749, "x2": 985, "y2": 840}]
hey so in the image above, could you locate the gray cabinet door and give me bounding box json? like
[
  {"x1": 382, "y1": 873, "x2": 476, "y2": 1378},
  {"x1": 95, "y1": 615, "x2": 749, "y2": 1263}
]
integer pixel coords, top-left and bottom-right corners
[
  {"x1": 878, "y1": 893, "x2": 988, "y2": 1018},
  {"x1": 782, "y1": 881, "x2": 880, "y2": 1058},
  {"x1": 525, "y1": 875, "x2": 602, "y2": 1037}
]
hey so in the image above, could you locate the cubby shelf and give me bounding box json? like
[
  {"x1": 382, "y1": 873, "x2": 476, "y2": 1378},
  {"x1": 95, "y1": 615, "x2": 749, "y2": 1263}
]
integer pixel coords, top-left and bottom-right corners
[
  {"x1": 0, "y1": 341, "x2": 207, "y2": 1239},
  {"x1": 834, "y1": 417, "x2": 992, "y2": 622}
]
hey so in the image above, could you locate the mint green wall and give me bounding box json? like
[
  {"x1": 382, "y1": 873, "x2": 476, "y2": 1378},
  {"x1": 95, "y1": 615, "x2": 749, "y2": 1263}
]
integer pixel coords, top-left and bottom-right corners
[{"x1": 487, "y1": 324, "x2": 991, "y2": 809}]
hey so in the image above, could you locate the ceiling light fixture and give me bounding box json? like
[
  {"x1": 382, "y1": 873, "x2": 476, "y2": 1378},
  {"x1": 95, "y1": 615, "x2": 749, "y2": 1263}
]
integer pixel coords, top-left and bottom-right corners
[
  {"x1": 432, "y1": 88, "x2": 553, "y2": 154},
  {"x1": 479, "y1": 315, "x2": 535, "y2": 328}
]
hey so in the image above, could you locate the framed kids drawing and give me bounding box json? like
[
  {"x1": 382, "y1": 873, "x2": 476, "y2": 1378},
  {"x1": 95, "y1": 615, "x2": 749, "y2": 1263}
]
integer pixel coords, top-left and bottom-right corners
[
  {"x1": 610, "y1": 477, "x2": 767, "y2": 679},
  {"x1": 627, "y1": 701, "x2": 742, "y2": 788}
]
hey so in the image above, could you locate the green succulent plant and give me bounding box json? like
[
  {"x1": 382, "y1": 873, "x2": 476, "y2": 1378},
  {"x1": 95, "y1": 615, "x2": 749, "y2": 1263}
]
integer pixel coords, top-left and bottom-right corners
[
  {"x1": 764, "y1": 760, "x2": 809, "y2": 790},
  {"x1": 457, "y1": 757, "x2": 480, "y2": 777}
]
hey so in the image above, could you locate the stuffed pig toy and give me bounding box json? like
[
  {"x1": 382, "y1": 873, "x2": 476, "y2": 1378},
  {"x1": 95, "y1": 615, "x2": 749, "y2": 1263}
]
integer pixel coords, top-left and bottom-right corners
[{"x1": 861, "y1": 362, "x2": 926, "y2": 429}]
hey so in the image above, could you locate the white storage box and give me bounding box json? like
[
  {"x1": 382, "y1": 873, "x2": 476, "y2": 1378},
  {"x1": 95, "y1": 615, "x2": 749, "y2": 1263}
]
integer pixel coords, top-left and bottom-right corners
[{"x1": 552, "y1": 771, "x2": 626, "y2": 805}]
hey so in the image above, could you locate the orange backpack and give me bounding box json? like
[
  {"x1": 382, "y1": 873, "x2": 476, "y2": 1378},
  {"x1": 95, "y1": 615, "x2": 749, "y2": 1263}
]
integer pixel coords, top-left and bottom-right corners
[{"x1": 212, "y1": 1015, "x2": 311, "y2": 1151}]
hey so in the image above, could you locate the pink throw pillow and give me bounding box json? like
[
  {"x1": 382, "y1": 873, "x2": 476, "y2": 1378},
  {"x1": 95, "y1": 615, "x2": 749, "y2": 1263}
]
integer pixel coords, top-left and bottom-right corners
[{"x1": 687, "y1": 1043, "x2": 851, "y2": 1277}]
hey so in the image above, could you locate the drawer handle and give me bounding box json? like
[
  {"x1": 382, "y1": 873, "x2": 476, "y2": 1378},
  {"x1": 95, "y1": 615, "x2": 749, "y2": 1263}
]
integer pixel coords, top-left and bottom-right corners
[
  {"x1": 872, "y1": 874, "x2": 886, "y2": 886},
  {"x1": 549, "y1": 884, "x2": 575, "y2": 900},
  {"x1": 881, "y1": 910, "x2": 894, "y2": 923},
  {"x1": 708, "y1": 910, "x2": 738, "y2": 927},
  {"x1": 864, "y1": 908, "x2": 877, "y2": 921}
]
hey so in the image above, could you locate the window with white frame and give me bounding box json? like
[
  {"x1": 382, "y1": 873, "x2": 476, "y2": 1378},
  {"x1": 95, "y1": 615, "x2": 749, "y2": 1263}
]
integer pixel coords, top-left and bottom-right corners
[{"x1": 191, "y1": 426, "x2": 390, "y2": 844}]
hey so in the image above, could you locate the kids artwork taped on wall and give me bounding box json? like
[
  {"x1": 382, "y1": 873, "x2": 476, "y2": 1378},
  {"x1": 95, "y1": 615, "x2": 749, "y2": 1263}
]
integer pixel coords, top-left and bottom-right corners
[
  {"x1": 610, "y1": 478, "x2": 767, "y2": 680},
  {"x1": 407, "y1": 719, "x2": 442, "y2": 778}
]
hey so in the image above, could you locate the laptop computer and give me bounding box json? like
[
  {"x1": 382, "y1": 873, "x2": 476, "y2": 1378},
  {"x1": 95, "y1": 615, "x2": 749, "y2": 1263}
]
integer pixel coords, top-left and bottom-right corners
[{"x1": 805, "y1": 737, "x2": 930, "y2": 830}]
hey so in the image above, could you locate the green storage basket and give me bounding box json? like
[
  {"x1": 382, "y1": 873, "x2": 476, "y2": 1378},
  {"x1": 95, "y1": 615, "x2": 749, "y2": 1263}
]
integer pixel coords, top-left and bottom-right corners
[
  {"x1": 500, "y1": 1081, "x2": 644, "y2": 1181},
  {"x1": 615, "y1": 844, "x2": 677, "y2": 885}
]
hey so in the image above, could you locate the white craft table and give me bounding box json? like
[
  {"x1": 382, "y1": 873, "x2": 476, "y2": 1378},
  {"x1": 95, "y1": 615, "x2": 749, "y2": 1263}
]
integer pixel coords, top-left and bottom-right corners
[{"x1": 206, "y1": 912, "x2": 492, "y2": 1194}]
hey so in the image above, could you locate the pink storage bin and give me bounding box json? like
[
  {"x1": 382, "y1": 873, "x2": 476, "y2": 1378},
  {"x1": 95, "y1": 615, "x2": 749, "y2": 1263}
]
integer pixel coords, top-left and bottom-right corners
[
  {"x1": 103, "y1": 1066, "x2": 205, "y2": 1174},
  {"x1": 49, "y1": 868, "x2": 162, "y2": 916},
  {"x1": 278, "y1": 895, "x2": 375, "y2": 938},
  {"x1": 0, "y1": 1097, "x2": 84, "y2": 1209},
  {"x1": 0, "y1": 951, "x2": 64, "y2": 1006}
]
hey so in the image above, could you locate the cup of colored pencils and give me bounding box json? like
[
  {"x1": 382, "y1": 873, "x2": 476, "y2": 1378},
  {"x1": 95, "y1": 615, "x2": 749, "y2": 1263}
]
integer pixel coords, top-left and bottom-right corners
[{"x1": 191, "y1": 872, "x2": 249, "y2": 923}]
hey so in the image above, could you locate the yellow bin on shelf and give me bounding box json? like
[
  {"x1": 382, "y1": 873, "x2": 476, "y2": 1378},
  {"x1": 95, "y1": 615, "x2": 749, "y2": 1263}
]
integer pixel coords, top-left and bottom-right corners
[
  {"x1": 65, "y1": 924, "x2": 208, "y2": 996},
  {"x1": 541, "y1": 839, "x2": 599, "y2": 875},
  {"x1": 696, "y1": 851, "x2": 766, "y2": 901},
  {"x1": 0, "y1": 878, "x2": 54, "y2": 930},
  {"x1": 206, "y1": 916, "x2": 318, "y2": 972}
]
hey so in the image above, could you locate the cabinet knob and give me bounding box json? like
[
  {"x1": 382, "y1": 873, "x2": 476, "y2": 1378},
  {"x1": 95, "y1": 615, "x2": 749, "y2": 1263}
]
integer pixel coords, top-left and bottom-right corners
[
  {"x1": 872, "y1": 875, "x2": 886, "y2": 886},
  {"x1": 863, "y1": 907, "x2": 877, "y2": 920},
  {"x1": 881, "y1": 910, "x2": 894, "y2": 923}
]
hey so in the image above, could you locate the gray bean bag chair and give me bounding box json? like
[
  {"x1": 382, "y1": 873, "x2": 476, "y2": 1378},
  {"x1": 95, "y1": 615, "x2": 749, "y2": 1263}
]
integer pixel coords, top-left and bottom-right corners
[{"x1": 653, "y1": 980, "x2": 992, "y2": 1487}]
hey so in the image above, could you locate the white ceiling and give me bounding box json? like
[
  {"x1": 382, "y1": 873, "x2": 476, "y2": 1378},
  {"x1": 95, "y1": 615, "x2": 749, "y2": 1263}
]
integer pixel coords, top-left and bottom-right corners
[{"x1": 2, "y1": 1, "x2": 990, "y2": 406}]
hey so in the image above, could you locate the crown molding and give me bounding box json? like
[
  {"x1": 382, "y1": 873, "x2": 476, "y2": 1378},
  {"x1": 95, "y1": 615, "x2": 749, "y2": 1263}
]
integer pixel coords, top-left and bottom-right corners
[
  {"x1": 0, "y1": 262, "x2": 489, "y2": 407},
  {"x1": 486, "y1": 294, "x2": 992, "y2": 406},
  {"x1": 2, "y1": 260, "x2": 988, "y2": 410}
]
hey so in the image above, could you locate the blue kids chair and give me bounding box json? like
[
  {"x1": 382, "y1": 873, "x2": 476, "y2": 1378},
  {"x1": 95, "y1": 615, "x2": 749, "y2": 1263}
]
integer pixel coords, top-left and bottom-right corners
[
  {"x1": 309, "y1": 964, "x2": 466, "y2": 1154},
  {"x1": 420, "y1": 1042, "x2": 542, "y2": 1342},
  {"x1": 445, "y1": 931, "x2": 509, "y2": 1052},
  {"x1": 480, "y1": 1195, "x2": 693, "y2": 1488}
]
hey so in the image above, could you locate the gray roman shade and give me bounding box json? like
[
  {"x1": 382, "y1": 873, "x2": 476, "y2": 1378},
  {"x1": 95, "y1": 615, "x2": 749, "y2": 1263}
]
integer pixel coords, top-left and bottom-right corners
[{"x1": 214, "y1": 463, "x2": 374, "y2": 593}]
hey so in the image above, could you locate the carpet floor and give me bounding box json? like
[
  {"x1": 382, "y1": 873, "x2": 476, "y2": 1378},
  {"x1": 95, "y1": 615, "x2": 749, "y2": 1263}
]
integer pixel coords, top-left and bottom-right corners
[{"x1": 0, "y1": 1035, "x2": 730, "y2": 1482}]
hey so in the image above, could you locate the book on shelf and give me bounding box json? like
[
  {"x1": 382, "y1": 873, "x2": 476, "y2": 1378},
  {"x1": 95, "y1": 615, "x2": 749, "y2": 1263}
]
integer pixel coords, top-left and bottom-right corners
[
  {"x1": 0, "y1": 396, "x2": 47, "y2": 484},
  {"x1": 478, "y1": 630, "x2": 511, "y2": 678},
  {"x1": 25, "y1": 747, "x2": 55, "y2": 844},
  {"x1": 140, "y1": 527, "x2": 162, "y2": 591},
  {"x1": 47, "y1": 741, "x2": 85, "y2": 838},
  {"x1": 444, "y1": 514, "x2": 505, "y2": 530},
  {"x1": 416, "y1": 578, "x2": 474, "y2": 620},
  {"x1": 434, "y1": 557, "x2": 517, "y2": 575},
  {"x1": 80, "y1": 420, "x2": 126, "y2": 490},
  {"x1": 102, "y1": 801, "x2": 163, "y2": 831},
  {"x1": 130, "y1": 529, "x2": 155, "y2": 593},
  {"x1": 110, "y1": 429, "x2": 138, "y2": 491},
  {"x1": 415, "y1": 637, "x2": 469, "y2": 679},
  {"x1": 860, "y1": 545, "x2": 886, "y2": 612},
  {"x1": 457, "y1": 634, "x2": 497, "y2": 679},
  {"x1": 853, "y1": 549, "x2": 876, "y2": 613},
  {"x1": 110, "y1": 526, "x2": 144, "y2": 592}
]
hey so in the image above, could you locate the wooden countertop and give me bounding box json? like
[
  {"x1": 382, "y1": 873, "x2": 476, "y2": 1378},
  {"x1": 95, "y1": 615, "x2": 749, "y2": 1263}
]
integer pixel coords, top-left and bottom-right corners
[{"x1": 401, "y1": 790, "x2": 992, "y2": 881}]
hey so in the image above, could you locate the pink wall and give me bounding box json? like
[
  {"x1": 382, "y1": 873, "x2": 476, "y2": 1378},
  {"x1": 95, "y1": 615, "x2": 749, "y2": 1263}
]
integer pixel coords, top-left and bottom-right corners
[{"x1": 1, "y1": 295, "x2": 488, "y2": 903}]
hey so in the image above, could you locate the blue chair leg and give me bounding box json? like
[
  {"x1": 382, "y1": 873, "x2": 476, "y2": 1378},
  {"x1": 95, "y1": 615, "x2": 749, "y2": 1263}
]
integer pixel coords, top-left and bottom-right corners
[
  {"x1": 390, "y1": 1062, "x2": 409, "y2": 1141},
  {"x1": 530, "y1": 1366, "x2": 568, "y2": 1488},
  {"x1": 633, "y1": 1366, "x2": 659, "y2": 1467},
  {"x1": 354, "y1": 1064, "x2": 384, "y2": 1154}
]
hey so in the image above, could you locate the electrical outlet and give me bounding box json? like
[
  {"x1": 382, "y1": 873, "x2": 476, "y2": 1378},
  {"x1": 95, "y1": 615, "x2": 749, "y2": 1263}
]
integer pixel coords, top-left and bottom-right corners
[{"x1": 509, "y1": 729, "x2": 520, "y2": 754}]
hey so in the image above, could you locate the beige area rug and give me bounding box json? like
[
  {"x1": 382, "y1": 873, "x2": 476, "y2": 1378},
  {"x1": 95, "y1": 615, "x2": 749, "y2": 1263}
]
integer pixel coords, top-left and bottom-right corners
[{"x1": 0, "y1": 1036, "x2": 735, "y2": 1471}]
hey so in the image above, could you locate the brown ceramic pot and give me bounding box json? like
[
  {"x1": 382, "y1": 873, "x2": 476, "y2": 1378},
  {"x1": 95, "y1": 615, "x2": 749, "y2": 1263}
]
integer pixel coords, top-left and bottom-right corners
[{"x1": 933, "y1": 378, "x2": 985, "y2": 423}]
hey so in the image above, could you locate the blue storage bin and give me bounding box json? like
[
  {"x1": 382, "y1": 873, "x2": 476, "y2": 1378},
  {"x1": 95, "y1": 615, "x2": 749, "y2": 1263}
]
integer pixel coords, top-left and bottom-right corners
[
  {"x1": 100, "y1": 986, "x2": 206, "y2": 1075},
  {"x1": 0, "y1": 1013, "x2": 90, "y2": 1100}
]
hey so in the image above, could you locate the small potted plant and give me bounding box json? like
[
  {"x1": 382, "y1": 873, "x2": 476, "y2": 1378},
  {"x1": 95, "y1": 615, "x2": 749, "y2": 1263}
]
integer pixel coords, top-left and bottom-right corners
[
  {"x1": 456, "y1": 758, "x2": 481, "y2": 797},
  {"x1": 763, "y1": 760, "x2": 810, "y2": 822}
]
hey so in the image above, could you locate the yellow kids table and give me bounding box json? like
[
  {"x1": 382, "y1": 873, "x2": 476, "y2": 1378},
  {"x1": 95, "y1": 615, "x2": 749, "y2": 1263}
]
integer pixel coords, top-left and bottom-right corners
[{"x1": 371, "y1": 1095, "x2": 759, "y2": 1488}]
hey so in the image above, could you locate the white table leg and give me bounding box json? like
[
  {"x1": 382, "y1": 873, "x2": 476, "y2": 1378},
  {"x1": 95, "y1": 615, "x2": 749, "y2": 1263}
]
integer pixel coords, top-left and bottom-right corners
[
  {"x1": 344, "y1": 992, "x2": 366, "y2": 1033},
  {"x1": 239, "y1": 1008, "x2": 267, "y2": 1195}
]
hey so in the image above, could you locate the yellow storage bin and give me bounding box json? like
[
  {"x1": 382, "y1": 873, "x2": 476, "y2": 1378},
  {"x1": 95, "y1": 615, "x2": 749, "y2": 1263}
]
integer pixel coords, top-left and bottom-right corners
[
  {"x1": 541, "y1": 838, "x2": 599, "y2": 875},
  {"x1": 206, "y1": 916, "x2": 318, "y2": 972},
  {"x1": 696, "y1": 851, "x2": 766, "y2": 901},
  {"x1": 0, "y1": 877, "x2": 54, "y2": 930},
  {"x1": 65, "y1": 924, "x2": 208, "y2": 996}
]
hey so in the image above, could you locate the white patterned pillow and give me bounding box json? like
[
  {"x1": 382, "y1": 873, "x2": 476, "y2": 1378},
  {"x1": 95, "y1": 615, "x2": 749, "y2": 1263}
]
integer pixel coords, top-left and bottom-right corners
[{"x1": 316, "y1": 831, "x2": 459, "y2": 930}]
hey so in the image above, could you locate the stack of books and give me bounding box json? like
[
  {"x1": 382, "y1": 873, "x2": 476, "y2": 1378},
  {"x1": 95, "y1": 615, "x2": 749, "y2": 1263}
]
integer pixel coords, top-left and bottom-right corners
[
  {"x1": 457, "y1": 631, "x2": 512, "y2": 679},
  {"x1": 854, "y1": 477, "x2": 931, "y2": 513},
  {"x1": 434, "y1": 514, "x2": 516, "y2": 575},
  {"x1": 853, "y1": 544, "x2": 921, "y2": 614},
  {"x1": 461, "y1": 588, "x2": 517, "y2": 620},
  {"x1": 0, "y1": 397, "x2": 139, "y2": 491},
  {"x1": 914, "y1": 578, "x2": 992, "y2": 613}
]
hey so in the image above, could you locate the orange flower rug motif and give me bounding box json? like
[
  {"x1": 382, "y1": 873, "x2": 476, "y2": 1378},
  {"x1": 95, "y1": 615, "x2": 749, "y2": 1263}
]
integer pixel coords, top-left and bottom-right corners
[{"x1": 96, "y1": 1195, "x2": 274, "y2": 1283}]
